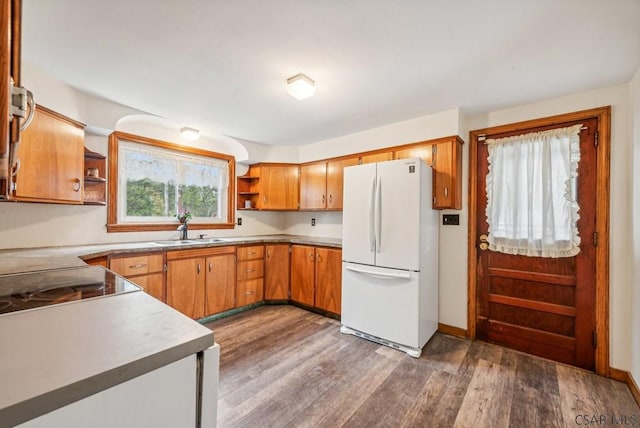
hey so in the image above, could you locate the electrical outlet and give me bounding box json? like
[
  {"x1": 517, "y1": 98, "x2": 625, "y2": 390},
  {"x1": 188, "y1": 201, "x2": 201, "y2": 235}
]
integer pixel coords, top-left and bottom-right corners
[
  {"x1": 442, "y1": 214, "x2": 459, "y2": 225},
  {"x1": 237, "y1": 217, "x2": 242, "y2": 226},
  {"x1": 311, "y1": 218, "x2": 316, "y2": 226}
]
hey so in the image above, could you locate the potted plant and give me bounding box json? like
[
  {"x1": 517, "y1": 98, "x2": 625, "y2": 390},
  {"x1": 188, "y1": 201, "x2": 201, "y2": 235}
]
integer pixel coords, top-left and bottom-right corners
[{"x1": 176, "y1": 208, "x2": 192, "y2": 224}]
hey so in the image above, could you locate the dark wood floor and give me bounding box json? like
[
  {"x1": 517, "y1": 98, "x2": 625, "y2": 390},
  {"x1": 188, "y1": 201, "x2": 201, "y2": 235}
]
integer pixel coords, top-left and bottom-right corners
[{"x1": 204, "y1": 305, "x2": 639, "y2": 428}]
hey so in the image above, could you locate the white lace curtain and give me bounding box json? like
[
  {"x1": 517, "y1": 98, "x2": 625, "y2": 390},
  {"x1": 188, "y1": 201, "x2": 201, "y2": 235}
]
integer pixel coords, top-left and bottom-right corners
[{"x1": 485, "y1": 124, "x2": 582, "y2": 258}]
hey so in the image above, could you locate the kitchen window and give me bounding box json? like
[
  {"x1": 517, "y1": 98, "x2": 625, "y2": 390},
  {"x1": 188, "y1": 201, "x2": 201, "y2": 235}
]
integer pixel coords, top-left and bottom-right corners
[{"x1": 107, "y1": 132, "x2": 235, "y2": 232}]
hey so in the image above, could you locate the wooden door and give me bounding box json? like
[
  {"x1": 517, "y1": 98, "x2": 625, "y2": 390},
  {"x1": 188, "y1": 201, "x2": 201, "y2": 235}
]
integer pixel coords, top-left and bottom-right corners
[
  {"x1": 167, "y1": 257, "x2": 205, "y2": 319},
  {"x1": 16, "y1": 106, "x2": 85, "y2": 203},
  {"x1": 315, "y1": 247, "x2": 342, "y2": 314},
  {"x1": 265, "y1": 244, "x2": 290, "y2": 300},
  {"x1": 300, "y1": 162, "x2": 327, "y2": 209},
  {"x1": 290, "y1": 245, "x2": 315, "y2": 306},
  {"x1": 261, "y1": 164, "x2": 299, "y2": 210},
  {"x1": 475, "y1": 117, "x2": 599, "y2": 370},
  {"x1": 326, "y1": 158, "x2": 359, "y2": 210},
  {"x1": 204, "y1": 253, "x2": 236, "y2": 315}
]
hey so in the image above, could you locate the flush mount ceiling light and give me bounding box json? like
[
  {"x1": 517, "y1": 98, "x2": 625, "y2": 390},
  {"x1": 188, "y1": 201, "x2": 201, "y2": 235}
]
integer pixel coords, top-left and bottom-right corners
[
  {"x1": 286, "y1": 73, "x2": 316, "y2": 100},
  {"x1": 180, "y1": 127, "x2": 200, "y2": 141}
]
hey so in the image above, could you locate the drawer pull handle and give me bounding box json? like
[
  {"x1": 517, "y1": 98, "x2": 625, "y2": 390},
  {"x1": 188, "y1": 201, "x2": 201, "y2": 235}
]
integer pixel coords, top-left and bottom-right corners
[
  {"x1": 246, "y1": 268, "x2": 255, "y2": 272},
  {"x1": 129, "y1": 263, "x2": 148, "y2": 269},
  {"x1": 245, "y1": 290, "x2": 255, "y2": 295},
  {"x1": 209, "y1": 262, "x2": 212, "y2": 272}
]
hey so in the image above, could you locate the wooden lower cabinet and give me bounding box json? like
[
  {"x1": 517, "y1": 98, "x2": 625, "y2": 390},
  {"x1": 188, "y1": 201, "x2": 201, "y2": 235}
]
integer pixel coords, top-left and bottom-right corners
[
  {"x1": 108, "y1": 252, "x2": 166, "y2": 302},
  {"x1": 315, "y1": 247, "x2": 342, "y2": 314},
  {"x1": 205, "y1": 252, "x2": 236, "y2": 315},
  {"x1": 290, "y1": 245, "x2": 342, "y2": 314},
  {"x1": 265, "y1": 244, "x2": 290, "y2": 300},
  {"x1": 290, "y1": 245, "x2": 316, "y2": 306},
  {"x1": 236, "y1": 245, "x2": 265, "y2": 307},
  {"x1": 166, "y1": 246, "x2": 235, "y2": 319}
]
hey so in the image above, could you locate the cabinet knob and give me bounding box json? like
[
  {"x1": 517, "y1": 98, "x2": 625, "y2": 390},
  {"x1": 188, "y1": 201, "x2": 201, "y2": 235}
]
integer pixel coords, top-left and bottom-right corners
[
  {"x1": 209, "y1": 262, "x2": 212, "y2": 272},
  {"x1": 444, "y1": 186, "x2": 449, "y2": 199},
  {"x1": 197, "y1": 263, "x2": 201, "y2": 274},
  {"x1": 322, "y1": 194, "x2": 325, "y2": 204},
  {"x1": 72, "y1": 178, "x2": 81, "y2": 192},
  {"x1": 328, "y1": 194, "x2": 333, "y2": 204}
]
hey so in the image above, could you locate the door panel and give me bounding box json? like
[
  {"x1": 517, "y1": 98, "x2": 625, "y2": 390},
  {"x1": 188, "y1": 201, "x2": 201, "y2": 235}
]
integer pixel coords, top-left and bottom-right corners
[
  {"x1": 290, "y1": 245, "x2": 315, "y2": 306},
  {"x1": 475, "y1": 117, "x2": 598, "y2": 370},
  {"x1": 342, "y1": 163, "x2": 377, "y2": 265},
  {"x1": 376, "y1": 158, "x2": 425, "y2": 270},
  {"x1": 205, "y1": 254, "x2": 235, "y2": 315}
]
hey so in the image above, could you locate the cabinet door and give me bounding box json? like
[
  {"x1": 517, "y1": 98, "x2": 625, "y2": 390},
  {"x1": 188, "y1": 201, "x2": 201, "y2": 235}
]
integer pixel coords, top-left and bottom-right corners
[
  {"x1": 432, "y1": 139, "x2": 462, "y2": 209},
  {"x1": 290, "y1": 245, "x2": 315, "y2": 306},
  {"x1": 315, "y1": 248, "x2": 342, "y2": 314},
  {"x1": 261, "y1": 165, "x2": 299, "y2": 210},
  {"x1": 360, "y1": 151, "x2": 393, "y2": 164},
  {"x1": 204, "y1": 253, "x2": 235, "y2": 315},
  {"x1": 326, "y1": 157, "x2": 359, "y2": 210},
  {"x1": 167, "y1": 258, "x2": 205, "y2": 319},
  {"x1": 265, "y1": 244, "x2": 290, "y2": 300},
  {"x1": 299, "y1": 162, "x2": 327, "y2": 210},
  {"x1": 394, "y1": 144, "x2": 433, "y2": 166},
  {"x1": 131, "y1": 273, "x2": 165, "y2": 302},
  {"x1": 15, "y1": 106, "x2": 85, "y2": 203}
]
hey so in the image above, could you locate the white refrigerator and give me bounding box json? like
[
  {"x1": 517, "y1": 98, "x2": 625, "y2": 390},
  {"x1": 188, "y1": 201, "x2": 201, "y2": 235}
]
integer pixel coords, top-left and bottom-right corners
[{"x1": 340, "y1": 158, "x2": 438, "y2": 358}]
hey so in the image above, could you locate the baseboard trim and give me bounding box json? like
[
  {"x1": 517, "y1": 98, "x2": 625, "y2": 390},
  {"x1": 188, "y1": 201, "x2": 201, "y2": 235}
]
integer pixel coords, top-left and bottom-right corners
[
  {"x1": 438, "y1": 323, "x2": 468, "y2": 339},
  {"x1": 609, "y1": 367, "x2": 640, "y2": 408}
]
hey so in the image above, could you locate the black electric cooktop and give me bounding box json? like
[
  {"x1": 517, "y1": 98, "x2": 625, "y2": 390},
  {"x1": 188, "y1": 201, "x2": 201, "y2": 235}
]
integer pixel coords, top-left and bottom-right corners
[{"x1": 0, "y1": 266, "x2": 140, "y2": 315}]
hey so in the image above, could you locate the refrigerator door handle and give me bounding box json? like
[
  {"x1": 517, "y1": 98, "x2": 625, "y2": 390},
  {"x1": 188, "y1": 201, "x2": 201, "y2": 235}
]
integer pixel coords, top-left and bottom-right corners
[
  {"x1": 345, "y1": 264, "x2": 411, "y2": 279},
  {"x1": 375, "y1": 177, "x2": 382, "y2": 253},
  {"x1": 369, "y1": 177, "x2": 376, "y2": 252}
]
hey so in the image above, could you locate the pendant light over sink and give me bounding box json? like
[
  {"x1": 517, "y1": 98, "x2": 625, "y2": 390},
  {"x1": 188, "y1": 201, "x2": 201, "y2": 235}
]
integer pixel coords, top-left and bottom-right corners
[{"x1": 286, "y1": 73, "x2": 316, "y2": 100}]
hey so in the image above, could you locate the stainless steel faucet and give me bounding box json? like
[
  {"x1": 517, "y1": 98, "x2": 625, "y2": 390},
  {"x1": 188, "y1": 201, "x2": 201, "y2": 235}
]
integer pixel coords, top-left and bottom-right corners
[{"x1": 177, "y1": 223, "x2": 188, "y2": 240}]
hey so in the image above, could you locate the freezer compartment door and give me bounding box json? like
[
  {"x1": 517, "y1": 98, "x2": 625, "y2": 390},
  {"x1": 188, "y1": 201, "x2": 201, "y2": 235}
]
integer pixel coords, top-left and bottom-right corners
[
  {"x1": 341, "y1": 263, "x2": 420, "y2": 348},
  {"x1": 342, "y1": 163, "x2": 377, "y2": 265}
]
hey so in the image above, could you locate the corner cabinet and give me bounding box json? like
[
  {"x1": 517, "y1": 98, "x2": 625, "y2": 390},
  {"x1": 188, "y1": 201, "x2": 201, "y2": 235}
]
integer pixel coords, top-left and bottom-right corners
[
  {"x1": 237, "y1": 163, "x2": 299, "y2": 210},
  {"x1": 14, "y1": 105, "x2": 85, "y2": 204}
]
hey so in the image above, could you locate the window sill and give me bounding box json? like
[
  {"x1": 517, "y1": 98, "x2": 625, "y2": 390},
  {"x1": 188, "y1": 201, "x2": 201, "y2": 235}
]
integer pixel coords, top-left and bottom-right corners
[{"x1": 106, "y1": 222, "x2": 236, "y2": 233}]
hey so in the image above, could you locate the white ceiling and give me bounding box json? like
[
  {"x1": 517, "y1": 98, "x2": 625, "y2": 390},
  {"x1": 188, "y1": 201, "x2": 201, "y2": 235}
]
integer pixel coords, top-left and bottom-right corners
[{"x1": 22, "y1": 0, "x2": 640, "y2": 146}]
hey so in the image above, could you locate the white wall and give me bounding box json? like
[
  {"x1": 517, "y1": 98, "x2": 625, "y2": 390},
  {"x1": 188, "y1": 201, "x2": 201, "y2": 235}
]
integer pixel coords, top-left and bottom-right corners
[
  {"x1": 466, "y1": 83, "x2": 633, "y2": 371},
  {"x1": 630, "y1": 67, "x2": 640, "y2": 384}
]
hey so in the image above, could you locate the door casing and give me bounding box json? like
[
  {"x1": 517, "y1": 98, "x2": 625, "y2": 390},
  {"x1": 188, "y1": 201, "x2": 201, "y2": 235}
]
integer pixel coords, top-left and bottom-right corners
[{"x1": 467, "y1": 106, "x2": 611, "y2": 376}]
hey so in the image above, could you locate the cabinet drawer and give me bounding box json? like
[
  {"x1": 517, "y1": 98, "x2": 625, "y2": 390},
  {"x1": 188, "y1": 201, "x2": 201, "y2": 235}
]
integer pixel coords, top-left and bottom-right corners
[
  {"x1": 236, "y1": 278, "x2": 264, "y2": 307},
  {"x1": 237, "y1": 260, "x2": 264, "y2": 281},
  {"x1": 110, "y1": 254, "x2": 164, "y2": 276},
  {"x1": 237, "y1": 245, "x2": 264, "y2": 260}
]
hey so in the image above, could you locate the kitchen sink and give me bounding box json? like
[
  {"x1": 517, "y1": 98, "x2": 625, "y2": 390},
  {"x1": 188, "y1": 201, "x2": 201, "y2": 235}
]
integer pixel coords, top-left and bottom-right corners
[
  {"x1": 151, "y1": 239, "x2": 199, "y2": 246},
  {"x1": 151, "y1": 238, "x2": 230, "y2": 246}
]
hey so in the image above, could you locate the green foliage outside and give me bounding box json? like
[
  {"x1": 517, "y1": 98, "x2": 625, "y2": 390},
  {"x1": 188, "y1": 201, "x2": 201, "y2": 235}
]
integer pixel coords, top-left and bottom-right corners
[{"x1": 126, "y1": 178, "x2": 218, "y2": 218}]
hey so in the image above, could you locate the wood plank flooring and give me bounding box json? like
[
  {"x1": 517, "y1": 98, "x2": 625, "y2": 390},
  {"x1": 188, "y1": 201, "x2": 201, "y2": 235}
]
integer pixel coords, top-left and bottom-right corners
[{"x1": 204, "y1": 305, "x2": 639, "y2": 428}]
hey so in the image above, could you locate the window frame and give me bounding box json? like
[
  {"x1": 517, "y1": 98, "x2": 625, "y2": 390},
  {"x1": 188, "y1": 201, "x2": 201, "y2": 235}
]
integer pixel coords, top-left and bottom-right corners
[{"x1": 107, "y1": 131, "x2": 236, "y2": 232}]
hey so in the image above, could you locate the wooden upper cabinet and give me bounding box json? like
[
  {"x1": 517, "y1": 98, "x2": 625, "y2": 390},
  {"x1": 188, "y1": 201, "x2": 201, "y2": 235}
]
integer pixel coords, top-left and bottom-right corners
[
  {"x1": 238, "y1": 163, "x2": 299, "y2": 210},
  {"x1": 326, "y1": 157, "x2": 359, "y2": 210},
  {"x1": 300, "y1": 162, "x2": 327, "y2": 210},
  {"x1": 394, "y1": 144, "x2": 433, "y2": 166},
  {"x1": 300, "y1": 157, "x2": 359, "y2": 211},
  {"x1": 360, "y1": 151, "x2": 393, "y2": 164},
  {"x1": 14, "y1": 105, "x2": 85, "y2": 204},
  {"x1": 432, "y1": 137, "x2": 463, "y2": 210}
]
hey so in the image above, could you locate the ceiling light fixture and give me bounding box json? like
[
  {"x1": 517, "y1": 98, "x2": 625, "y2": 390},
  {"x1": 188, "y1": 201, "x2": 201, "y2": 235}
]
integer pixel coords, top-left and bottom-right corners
[
  {"x1": 286, "y1": 73, "x2": 316, "y2": 100},
  {"x1": 180, "y1": 127, "x2": 200, "y2": 141}
]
